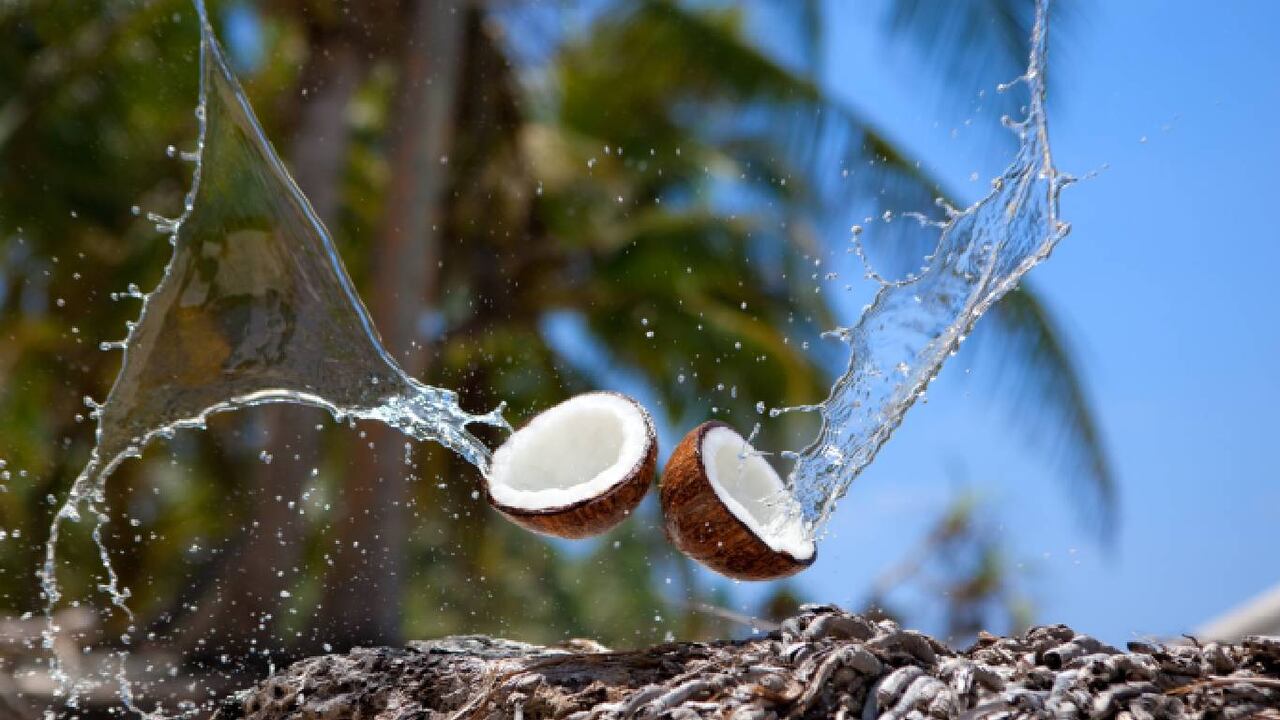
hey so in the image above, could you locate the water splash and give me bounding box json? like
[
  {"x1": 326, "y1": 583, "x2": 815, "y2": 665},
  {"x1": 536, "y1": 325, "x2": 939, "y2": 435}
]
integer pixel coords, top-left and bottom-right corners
[
  {"x1": 38, "y1": 0, "x2": 1068, "y2": 706},
  {"x1": 778, "y1": 0, "x2": 1071, "y2": 535},
  {"x1": 40, "y1": 2, "x2": 506, "y2": 710}
]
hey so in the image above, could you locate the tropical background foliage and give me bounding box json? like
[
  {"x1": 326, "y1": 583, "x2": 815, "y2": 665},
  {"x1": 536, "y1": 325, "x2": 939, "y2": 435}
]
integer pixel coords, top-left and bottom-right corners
[{"x1": 0, "y1": 0, "x2": 1109, "y2": 691}]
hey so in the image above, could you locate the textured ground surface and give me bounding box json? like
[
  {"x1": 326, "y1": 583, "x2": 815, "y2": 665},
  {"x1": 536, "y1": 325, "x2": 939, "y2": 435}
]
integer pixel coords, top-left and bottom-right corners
[{"x1": 212, "y1": 605, "x2": 1280, "y2": 719}]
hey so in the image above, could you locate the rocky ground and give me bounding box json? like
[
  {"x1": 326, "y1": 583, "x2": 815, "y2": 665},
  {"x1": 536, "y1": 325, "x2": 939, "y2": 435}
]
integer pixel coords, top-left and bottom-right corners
[{"x1": 212, "y1": 605, "x2": 1280, "y2": 719}]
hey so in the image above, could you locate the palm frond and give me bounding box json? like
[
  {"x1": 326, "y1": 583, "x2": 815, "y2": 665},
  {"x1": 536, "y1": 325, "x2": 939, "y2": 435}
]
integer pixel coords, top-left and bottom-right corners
[
  {"x1": 977, "y1": 282, "x2": 1117, "y2": 540},
  {"x1": 576, "y1": 209, "x2": 830, "y2": 425},
  {"x1": 883, "y1": 0, "x2": 1076, "y2": 116}
]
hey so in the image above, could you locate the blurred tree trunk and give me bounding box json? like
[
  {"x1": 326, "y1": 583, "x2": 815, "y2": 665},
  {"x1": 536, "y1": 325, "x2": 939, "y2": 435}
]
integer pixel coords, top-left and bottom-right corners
[{"x1": 313, "y1": 0, "x2": 468, "y2": 650}]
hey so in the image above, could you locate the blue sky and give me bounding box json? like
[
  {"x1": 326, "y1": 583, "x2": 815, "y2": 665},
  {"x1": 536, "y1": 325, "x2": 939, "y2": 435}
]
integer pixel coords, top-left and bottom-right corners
[{"x1": 766, "y1": 1, "x2": 1280, "y2": 642}]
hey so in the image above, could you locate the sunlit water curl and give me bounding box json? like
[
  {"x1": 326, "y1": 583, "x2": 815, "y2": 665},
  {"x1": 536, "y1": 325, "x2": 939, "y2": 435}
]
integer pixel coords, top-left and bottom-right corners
[{"x1": 774, "y1": 0, "x2": 1072, "y2": 538}]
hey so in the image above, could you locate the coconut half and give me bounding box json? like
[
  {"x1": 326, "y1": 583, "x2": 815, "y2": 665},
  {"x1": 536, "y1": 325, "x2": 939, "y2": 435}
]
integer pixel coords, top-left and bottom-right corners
[
  {"x1": 660, "y1": 421, "x2": 815, "y2": 580},
  {"x1": 485, "y1": 392, "x2": 657, "y2": 538}
]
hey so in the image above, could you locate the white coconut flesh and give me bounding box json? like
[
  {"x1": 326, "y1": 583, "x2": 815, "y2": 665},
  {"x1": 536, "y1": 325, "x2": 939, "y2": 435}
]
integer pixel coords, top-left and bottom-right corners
[
  {"x1": 487, "y1": 393, "x2": 651, "y2": 511},
  {"x1": 701, "y1": 425, "x2": 815, "y2": 561}
]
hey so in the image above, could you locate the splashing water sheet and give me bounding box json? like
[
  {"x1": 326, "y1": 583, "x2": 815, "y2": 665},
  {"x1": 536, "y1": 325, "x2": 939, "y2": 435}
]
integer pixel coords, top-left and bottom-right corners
[
  {"x1": 775, "y1": 0, "x2": 1071, "y2": 537},
  {"x1": 35, "y1": 0, "x2": 1070, "y2": 714},
  {"x1": 39, "y1": 2, "x2": 506, "y2": 713}
]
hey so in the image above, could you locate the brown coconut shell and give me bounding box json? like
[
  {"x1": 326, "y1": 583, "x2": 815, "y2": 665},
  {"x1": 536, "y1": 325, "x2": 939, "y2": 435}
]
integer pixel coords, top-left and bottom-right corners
[
  {"x1": 486, "y1": 393, "x2": 657, "y2": 539},
  {"x1": 660, "y1": 421, "x2": 815, "y2": 580}
]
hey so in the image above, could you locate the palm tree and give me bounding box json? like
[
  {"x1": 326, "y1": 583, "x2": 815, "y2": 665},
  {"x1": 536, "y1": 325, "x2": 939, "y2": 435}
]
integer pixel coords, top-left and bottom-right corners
[
  {"x1": 485, "y1": 0, "x2": 1113, "y2": 524},
  {"x1": 881, "y1": 0, "x2": 1114, "y2": 535},
  {"x1": 0, "y1": 0, "x2": 1111, "y2": 667},
  {"x1": 362, "y1": 0, "x2": 1113, "y2": 641}
]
